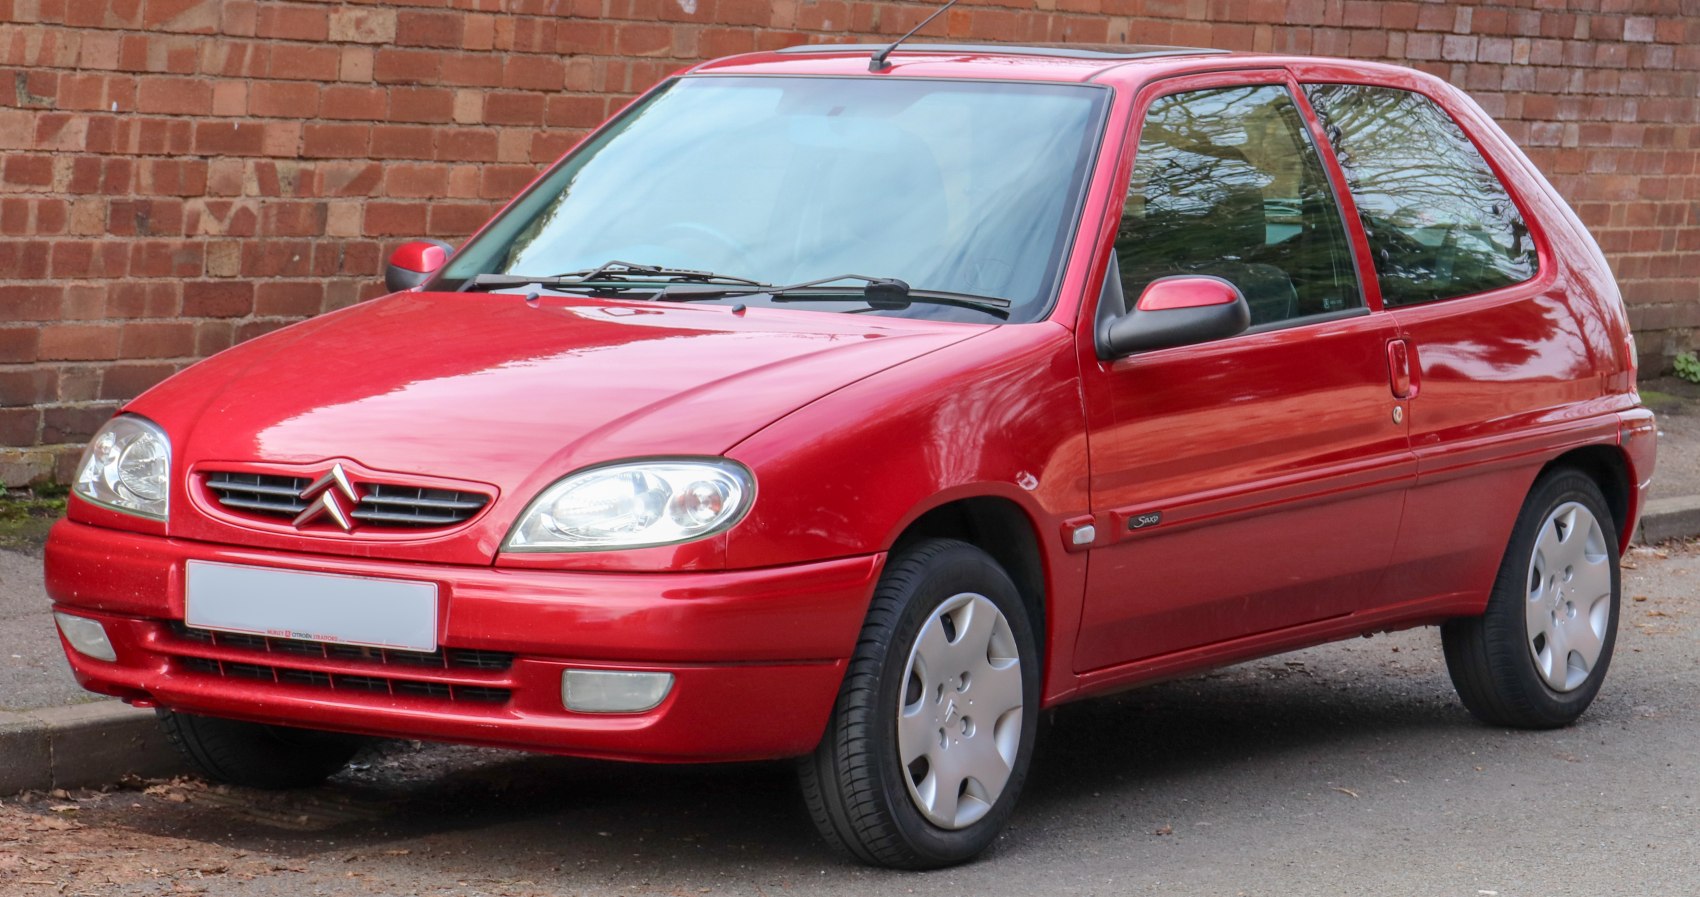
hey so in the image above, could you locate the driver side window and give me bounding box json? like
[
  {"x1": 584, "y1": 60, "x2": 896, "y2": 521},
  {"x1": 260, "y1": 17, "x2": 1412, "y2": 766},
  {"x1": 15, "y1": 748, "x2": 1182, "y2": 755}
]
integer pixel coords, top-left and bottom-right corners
[{"x1": 1116, "y1": 84, "x2": 1362, "y2": 327}]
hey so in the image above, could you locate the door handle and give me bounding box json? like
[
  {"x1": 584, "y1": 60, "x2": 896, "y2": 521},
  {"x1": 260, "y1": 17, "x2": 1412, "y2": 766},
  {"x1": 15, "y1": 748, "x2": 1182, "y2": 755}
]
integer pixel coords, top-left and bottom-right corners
[{"x1": 1386, "y1": 338, "x2": 1417, "y2": 400}]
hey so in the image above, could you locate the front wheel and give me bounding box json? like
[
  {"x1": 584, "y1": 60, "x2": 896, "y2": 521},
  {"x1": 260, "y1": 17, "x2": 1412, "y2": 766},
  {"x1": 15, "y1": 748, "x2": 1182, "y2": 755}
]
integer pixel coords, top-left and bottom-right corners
[
  {"x1": 158, "y1": 710, "x2": 366, "y2": 789},
  {"x1": 798, "y1": 538, "x2": 1040, "y2": 869},
  {"x1": 1441, "y1": 468, "x2": 1620, "y2": 729}
]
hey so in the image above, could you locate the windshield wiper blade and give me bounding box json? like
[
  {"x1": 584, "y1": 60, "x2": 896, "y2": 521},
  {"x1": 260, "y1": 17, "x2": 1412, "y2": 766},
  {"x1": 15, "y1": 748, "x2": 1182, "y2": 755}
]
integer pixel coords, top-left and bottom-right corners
[
  {"x1": 568, "y1": 260, "x2": 772, "y2": 287},
  {"x1": 458, "y1": 261, "x2": 773, "y2": 293},
  {"x1": 649, "y1": 275, "x2": 1010, "y2": 319},
  {"x1": 769, "y1": 275, "x2": 1012, "y2": 319}
]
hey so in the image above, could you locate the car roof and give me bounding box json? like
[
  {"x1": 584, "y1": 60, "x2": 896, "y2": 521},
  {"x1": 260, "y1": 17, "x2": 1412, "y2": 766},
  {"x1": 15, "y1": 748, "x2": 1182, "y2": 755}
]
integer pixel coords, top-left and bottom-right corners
[{"x1": 690, "y1": 42, "x2": 1235, "y2": 83}]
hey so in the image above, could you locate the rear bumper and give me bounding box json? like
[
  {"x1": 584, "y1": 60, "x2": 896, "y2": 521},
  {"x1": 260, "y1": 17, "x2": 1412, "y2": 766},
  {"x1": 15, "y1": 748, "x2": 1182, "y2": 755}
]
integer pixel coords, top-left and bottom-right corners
[{"x1": 44, "y1": 519, "x2": 880, "y2": 762}]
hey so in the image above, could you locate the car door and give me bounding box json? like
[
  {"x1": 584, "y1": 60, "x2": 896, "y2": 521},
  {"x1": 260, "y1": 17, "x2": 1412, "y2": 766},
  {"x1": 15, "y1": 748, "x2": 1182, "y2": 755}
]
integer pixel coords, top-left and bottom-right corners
[
  {"x1": 1073, "y1": 71, "x2": 1416, "y2": 673},
  {"x1": 1300, "y1": 77, "x2": 1615, "y2": 612}
]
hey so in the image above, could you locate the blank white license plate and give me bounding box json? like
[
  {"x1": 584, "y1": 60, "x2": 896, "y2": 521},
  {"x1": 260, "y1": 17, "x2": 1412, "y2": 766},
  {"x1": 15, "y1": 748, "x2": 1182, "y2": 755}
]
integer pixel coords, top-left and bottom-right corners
[{"x1": 185, "y1": 561, "x2": 439, "y2": 652}]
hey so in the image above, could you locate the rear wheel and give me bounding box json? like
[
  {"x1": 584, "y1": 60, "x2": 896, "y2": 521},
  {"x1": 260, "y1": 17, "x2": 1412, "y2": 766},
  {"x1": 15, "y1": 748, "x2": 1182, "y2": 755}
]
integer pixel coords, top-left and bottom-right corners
[
  {"x1": 1441, "y1": 469, "x2": 1620, "y2": 729},
  {"x1": 798, "y1": 538, "x2": 1039, "y2": 869},
  {"x1": 158, "y1": 709, "x2": 366, "y2": 789}
]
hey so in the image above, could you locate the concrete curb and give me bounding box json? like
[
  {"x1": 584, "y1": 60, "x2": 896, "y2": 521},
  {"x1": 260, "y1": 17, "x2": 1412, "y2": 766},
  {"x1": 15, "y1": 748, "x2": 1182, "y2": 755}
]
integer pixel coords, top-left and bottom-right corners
[
  {"x1": 0, "y1": 700, "x2": 186, "y2": 794},
  {"x1": 1634, "y1": 496, "x2": 1700, "y2": 545}
]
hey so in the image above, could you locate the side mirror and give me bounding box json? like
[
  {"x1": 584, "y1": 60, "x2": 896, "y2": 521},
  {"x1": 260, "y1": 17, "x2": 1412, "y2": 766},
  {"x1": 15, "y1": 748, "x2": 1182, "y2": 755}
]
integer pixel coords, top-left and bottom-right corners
[
  {"x1": 385, "y1": 240, "x2": 453, "y2": 293},
  {"x1": 1098, "y1": 275, "x2": 1251, "y2": 358}
]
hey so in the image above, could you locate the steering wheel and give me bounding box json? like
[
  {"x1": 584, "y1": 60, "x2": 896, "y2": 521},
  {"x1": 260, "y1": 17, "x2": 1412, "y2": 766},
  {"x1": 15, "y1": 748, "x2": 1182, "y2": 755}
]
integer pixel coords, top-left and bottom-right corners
[{"x1": 654, "y1": 222, "x2": 757, "y2": 273}]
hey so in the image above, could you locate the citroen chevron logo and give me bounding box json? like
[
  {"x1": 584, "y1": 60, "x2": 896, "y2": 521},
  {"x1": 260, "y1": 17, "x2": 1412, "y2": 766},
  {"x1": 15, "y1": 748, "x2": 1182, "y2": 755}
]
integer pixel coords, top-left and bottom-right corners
[{"x1": 292, "y1": 464, "x2": 362, "y2": 532}]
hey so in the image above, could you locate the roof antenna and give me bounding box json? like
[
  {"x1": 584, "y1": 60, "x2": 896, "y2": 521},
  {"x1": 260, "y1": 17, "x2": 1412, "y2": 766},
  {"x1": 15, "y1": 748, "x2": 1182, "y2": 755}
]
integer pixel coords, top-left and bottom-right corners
[{"x1": 869, "y1": 0, "x2": 962, "y2": 72}]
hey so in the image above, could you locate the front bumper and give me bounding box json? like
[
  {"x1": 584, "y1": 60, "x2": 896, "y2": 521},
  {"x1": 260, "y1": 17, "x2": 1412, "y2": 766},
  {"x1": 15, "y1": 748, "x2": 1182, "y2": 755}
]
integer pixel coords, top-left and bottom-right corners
[{"x1": 44, "y1": 519, "x2": 880, "y2": 762}]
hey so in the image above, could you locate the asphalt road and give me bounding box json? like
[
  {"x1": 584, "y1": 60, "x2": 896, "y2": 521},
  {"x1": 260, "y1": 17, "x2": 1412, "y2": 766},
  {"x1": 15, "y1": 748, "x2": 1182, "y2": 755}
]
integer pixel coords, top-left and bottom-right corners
[{"x1": 3, "y1": 541, "x2": 1697, "y2": 896}]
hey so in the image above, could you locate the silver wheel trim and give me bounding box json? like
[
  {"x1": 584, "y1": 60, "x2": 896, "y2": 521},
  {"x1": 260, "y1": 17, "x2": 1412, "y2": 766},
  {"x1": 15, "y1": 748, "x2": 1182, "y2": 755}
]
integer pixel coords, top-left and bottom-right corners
[
  {"x1": 897, "y1": 591, "x2": 1024, "y2": 830},
  {"x1": 1524, "y1": 501, "x2": 1613, "y2": 693}
]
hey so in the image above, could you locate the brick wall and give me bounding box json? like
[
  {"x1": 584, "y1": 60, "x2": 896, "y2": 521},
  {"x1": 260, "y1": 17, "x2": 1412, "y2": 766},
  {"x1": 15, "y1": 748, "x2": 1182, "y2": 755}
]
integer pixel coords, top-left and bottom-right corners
[{"x1": 1, "y1": 0, "x2": 1697, "y2": 485}]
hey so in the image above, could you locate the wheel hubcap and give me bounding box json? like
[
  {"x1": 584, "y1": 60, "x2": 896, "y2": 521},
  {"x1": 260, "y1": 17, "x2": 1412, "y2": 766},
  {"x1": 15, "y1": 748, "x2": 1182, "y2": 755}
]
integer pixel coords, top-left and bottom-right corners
[
  {"x1": 1525, "y1": 501, "x2": 1612, "y2": 692},
  {"x1": 897, "y1": 592, "x2": 1023, "y2": 829}
]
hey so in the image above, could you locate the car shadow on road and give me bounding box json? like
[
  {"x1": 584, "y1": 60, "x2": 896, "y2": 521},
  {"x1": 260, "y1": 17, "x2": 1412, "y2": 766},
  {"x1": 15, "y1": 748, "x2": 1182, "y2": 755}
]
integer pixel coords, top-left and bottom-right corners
[{"x1": 87, "y1": 654, "x2": 1472, "y2": 870}]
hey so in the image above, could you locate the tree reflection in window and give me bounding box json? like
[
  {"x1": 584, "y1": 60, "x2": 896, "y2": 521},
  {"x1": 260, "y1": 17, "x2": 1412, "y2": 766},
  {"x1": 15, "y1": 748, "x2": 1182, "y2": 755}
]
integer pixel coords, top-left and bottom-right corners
[
  {"x1": 1305, "y1": 84, "x2": 1537, "y2": 307},
  {"x1": 1117, "y1": 85, "x2": 1361, "y2": 327}
]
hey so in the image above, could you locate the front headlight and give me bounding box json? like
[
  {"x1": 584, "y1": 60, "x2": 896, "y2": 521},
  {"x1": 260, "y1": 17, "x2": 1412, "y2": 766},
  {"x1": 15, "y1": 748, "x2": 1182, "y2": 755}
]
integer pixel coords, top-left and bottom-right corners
[
  {"x1": 73, "y1": 414, "x2": 172, "y2": 521},
  {"x1": 505, "y1": 460, "x2": 753, "y2": 551}
]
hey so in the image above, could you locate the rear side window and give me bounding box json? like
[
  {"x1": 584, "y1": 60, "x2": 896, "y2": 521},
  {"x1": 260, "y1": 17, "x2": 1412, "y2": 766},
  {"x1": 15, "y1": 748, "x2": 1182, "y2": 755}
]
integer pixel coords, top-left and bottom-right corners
[{"x1": 1304, "y1": 84, "x2": 1537, "y2": 307}]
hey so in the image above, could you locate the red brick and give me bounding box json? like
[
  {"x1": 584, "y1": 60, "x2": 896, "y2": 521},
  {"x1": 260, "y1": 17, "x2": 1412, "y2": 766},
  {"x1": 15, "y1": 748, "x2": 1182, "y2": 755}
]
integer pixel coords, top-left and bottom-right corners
[
  {"x1": 0, "y1": 407, "x2": 41, "y2": 444},
  {"x1": 436, "y1": 129, "x2": 498, "y2": 162},
  {"x1": 480, "y1": 165, "x2": 539, "y2": 200},
  {"x1": 38, "y1": 324, "x2": 120, "y2": 361},
  {"x1": 240, "y1": 240, "x2": 313, "y2": 277},
  {"x1": 260, "y1": 201, "x2": 327, "y2": 236},
  {"x1": 42, "y1": 404, "x2": 119, "y2": 444},
  {"x1": 3, "y1": 154, "x2": 53, "y2": 188},
  {"x1": 136, "y1": 75, "x2": 211, "y2": 114},
  {"x1": 118, "y1": 321, "x2": 196, "y2": 358},
  {"x1": 383, "y1": 164, "x2": 450, "y2": 198},
  {"x1": 0, "y1": 242, "x2": 51, "y2": 280},
  {"x1": 484, "y1": 92, "x2": 545, "y2": 125},
  {"x1": 302, "y1": 123, "x2": 370, "y2": 158},
  {"x1": 50, "y1": 241, "x2": 128, "y2": 278},
  {"x1": 182, "y1": 280, "x2": 254, "y2": 317},
  {"x1": 428, "y1": 203, "x2": 492, "y2": 237},
  {"x1": 255, "y1": 2, "x2": 327, "y2": 41},
  {"x1": 388, "y1": 87, "x2": 455, "y2": 124},
  {"x1": 0, "y1": 329, "x2": 39, "y2": 364},
  {"x1": 319, "y1": 86, "x2": 386, "y2": 121},
  {"x1": 373, "y1": 49, "x2": 441, "y2": 84},
  {"x1": 194, "y1": 120, "x2": 267, "y2": 155},
  {"x1": 0, "y1": 284, "x2": 60, "y2": 321},
  {"x1": 137, "y1": 159, "x2": 208, "y2": 197},
  {"x1": 129, "y1": 241, "x2": 204, "y2": 277},
  {"x1": 396, "y1": 11, "x2": 463, "y2": 48},
  {"x1": 99, "y1": 363, "x2": 176, "y2": 401},
  {"x1": 370, "y1": 125, "x2": 435, "y2": 160},
  {"x1": 0, "y1": 370, "x2": 58, "y2": 407},
  {"x1": 106, "y1": 198, "x2": 184, "y2": 237},
  {"x1": 141, "y1": 0, "x2": 219, "y2": 33},
  {"x1": 266, "y1": 44, "x2": 339, "y2": 81},
  {"x1": 249, "y1": 81, "x2": 321, "y2": 118},
  {"x1": 546, "y1": 95, "x2": 606, "y2": 129},
  {"x1": 108, "y1": 282, "x2": 180, "y2": 318},
  {"x1": 363, "y1": 201, "x2": 429, "y2": 236}
]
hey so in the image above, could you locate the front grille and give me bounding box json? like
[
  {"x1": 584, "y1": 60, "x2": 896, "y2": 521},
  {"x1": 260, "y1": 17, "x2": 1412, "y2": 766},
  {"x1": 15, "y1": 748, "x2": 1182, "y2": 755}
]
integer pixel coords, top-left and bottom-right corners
[
  {"x1": 166, "y1": 624, "x2": 514, "y2": 706},
  {"x1": 204, "y1": 472, "x2": 489, "y2": 530},
  {"x1": 169, "y1": 623, "x2": 514, "y2": 670}
]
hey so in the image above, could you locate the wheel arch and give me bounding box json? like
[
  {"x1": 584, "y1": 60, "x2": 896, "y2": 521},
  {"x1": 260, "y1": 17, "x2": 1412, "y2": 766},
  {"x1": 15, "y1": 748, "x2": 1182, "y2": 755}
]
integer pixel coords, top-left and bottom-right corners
[
  {"x1": 889, "y1": 495, "x2": 1048, "y2": 665},
  {"x1": 1541, "y1": 444, "x2": 1632, "y2": 552}
]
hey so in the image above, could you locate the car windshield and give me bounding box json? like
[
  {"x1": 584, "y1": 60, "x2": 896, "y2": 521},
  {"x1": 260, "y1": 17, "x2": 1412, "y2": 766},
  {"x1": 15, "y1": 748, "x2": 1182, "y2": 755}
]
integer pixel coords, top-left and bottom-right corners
[{"x1": 437, "y1": 76, "x2": 1109, "y2": 323}]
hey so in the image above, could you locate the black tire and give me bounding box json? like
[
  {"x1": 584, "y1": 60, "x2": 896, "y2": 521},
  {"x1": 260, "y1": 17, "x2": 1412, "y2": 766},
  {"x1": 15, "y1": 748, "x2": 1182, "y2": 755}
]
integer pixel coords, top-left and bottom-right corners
[
  {"x1": 798, "y1": 538, "x2": 1040, "y2": 869},
  {"x1": 1441, "y1": 468, "x2": 1621, "y2": 729},
  {"x1": 157, "y1": 709, "x2": 365, "y2": 789}
]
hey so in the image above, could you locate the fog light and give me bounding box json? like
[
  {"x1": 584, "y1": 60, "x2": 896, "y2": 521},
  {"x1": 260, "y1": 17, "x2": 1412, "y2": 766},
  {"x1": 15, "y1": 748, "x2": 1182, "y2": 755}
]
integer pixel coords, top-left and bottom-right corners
[
  {"x1": 53, "y1": 612, "x2": 117, "y2": 662},
  {"x1": 562, "y1": 669, "x2": 673, "y2": 713}
]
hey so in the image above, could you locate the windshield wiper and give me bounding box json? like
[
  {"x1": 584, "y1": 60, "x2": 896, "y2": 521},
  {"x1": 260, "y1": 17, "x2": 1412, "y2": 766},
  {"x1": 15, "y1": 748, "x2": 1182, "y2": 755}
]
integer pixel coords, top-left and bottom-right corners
[
  {"x1": 458, "y1": 261, "x2": 772, "y2": 293},
  {"x1": 653, "y1": 274, "x2": 1012, "y2": 319}
]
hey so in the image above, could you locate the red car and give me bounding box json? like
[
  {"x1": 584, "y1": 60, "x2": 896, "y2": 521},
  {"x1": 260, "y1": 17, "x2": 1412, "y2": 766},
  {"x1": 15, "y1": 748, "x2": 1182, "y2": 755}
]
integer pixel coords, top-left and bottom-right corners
[{"x1": 47, "y1": 42, "x2": 1653, "y2": 868}]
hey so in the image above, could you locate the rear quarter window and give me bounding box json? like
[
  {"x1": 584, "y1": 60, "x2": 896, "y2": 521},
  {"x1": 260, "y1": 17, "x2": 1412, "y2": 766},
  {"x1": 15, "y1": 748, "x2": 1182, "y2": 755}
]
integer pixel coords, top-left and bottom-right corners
[{"x1": 1304, "y1": 83, "x2": 1538, "y2": 308}]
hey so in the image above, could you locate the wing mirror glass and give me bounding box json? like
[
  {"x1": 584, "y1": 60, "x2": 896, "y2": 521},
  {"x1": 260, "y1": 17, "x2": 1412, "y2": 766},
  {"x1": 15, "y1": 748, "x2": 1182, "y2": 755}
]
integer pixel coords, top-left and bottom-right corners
[
  {"x1": 1097, "y1": 275, "x2": 1252, "y2": 358},
  {"x1": 385, "y1": 240, "x2": 454, "y2": 293}
]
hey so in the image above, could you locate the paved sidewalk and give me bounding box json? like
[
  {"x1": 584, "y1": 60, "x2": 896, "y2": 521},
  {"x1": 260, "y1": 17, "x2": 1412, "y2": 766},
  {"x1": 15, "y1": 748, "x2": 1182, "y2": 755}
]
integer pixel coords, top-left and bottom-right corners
[{"x1": 4, "y1": 386, "x2": 1700, "y2": 794}]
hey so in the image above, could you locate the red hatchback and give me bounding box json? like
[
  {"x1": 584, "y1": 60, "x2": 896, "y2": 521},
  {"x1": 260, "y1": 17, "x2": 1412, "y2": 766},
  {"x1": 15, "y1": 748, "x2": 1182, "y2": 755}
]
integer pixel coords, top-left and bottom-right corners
[{"x1": 47, "y1": 43, "x2": 1654, "y2": 868}]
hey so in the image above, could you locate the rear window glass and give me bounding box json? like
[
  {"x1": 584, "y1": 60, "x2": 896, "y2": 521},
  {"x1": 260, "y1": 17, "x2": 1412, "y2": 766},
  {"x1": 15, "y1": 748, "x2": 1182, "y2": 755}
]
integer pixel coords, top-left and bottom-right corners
[{"x1": 1304, "y1": 84, "x2": 1537, "y2": 307}]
